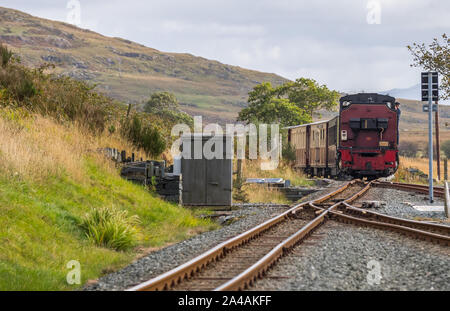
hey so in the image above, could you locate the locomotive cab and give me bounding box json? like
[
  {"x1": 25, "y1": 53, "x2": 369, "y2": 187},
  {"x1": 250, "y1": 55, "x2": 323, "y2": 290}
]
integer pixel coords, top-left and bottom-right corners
[{"x1": 338, "y1": 93, "x2": 399, "y2": 178}]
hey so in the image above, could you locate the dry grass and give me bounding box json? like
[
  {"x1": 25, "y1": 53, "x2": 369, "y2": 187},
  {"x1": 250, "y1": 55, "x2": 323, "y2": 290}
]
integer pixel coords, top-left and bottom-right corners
[
  {"x1": 399, "y1": 130, "x2": 450, "y2": 154},
  {"x1": 0, "y1": 109, "x2": 216, "y2": 290},
  {"x1": 240, "y1": 159, "x2": 313, "y2": 187},
  {"x1": 242, "y1": 184, "x2": 290, "y2": 204},
  {"x1": 0, "y1": 108, "x2": 136, "y2": 182},
  {"x1": 401, "y1": 156, "x2": 445, "y2": 177},
  {"x1": 393, "y1": 156, "x2": 447, "y2": 185},
  {"x1": 234, "y1": 159, "x2": 313, "y2": 204}
]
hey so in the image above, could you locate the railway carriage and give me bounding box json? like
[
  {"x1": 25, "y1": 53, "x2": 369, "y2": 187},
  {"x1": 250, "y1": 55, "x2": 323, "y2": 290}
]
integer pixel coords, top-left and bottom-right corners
[{"x1": 287, "y1": 93, "x2": 399, "y2": 178}]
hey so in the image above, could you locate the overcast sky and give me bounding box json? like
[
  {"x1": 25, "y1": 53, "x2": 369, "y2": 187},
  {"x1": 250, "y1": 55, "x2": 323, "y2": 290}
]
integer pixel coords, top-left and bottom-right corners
[{"x1": 2, "y1": 0, "x2": 449, "y2": 93}]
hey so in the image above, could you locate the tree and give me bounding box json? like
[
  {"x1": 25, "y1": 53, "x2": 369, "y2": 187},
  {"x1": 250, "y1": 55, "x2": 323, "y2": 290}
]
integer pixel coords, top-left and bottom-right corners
[
  {"x1": 277, "y1": 78, "x2": 340, "y2": 118},
  {"x1": 143, "y1": 91, "x2": 193, "y2": 127},
  {"x1": 144, "y1": 91, "x2": 179, "y2": 112},
  {"x1": 238, "y1": 95, "x2": 311, "y2": 126},
  {"x1": 407, "y1": 34, "x2": 450, "y2": 99},
  {"x1": 442, "y1": 140, "x2": 450, "y2": 159},
  {"x1": 238, "y1": 79, "x2": 339, "y2": 126},
  {"x1": 398, "y1": 141, "x2": 419, "y2": 158},
  {"x1": 121, "y1": 114, "x2": 166, "y2": 157}
]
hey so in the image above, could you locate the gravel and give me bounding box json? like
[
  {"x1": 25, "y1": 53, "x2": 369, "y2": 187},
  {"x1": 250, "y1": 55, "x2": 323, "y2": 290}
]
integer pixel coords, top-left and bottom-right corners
[
  {"x1": 84, "y1": 180, "x2": 342, "y2": 291},
  {"x1": 85, "y1": 180, "x2": 449, "y2": 291},
  {"x1": 250, "y1": 220, "x2": 450, "y2": 291},
  {"x1": 355, "y1": 187, "x2": 450, "y2": 222}
]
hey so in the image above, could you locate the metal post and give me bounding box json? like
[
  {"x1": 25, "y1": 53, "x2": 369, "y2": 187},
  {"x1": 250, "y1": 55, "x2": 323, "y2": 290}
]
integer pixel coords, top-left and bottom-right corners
[
  {"x1": 428, "y1": 72, "x2": 434, "y2": 203},
  {"x1": 445, "y1": 158, "x2": 448, "y2": 181},
  {"x1": 435, "y1": 101, "x2": 441, "y2": 181},
  {"x1": 444, "y1": 182, "x2": 449, "y2": 218}
]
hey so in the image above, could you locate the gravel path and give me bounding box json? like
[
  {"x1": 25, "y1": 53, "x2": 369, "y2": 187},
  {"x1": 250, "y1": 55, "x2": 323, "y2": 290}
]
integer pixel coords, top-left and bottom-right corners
[
  {"x1": 84, "y1": 180, "x2": 344, "y2": 291},
  {"x1": 250, "y1": 221, "x2": 450, "y2": 291}
]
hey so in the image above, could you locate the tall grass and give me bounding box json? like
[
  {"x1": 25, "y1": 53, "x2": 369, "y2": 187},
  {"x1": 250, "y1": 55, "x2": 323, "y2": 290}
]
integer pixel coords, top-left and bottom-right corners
[
  {"x1": 233, "y1": 159, "x2": 313, "y2": 204},
  {"x1": 79, "y1": 207, "x2": 140, "y2": 251},
  {"x1": 242, "y1": 184, "x2": 290, "y2": 204},
  {"x1": 393, "y1": 156, "x2": 446, "y2": 185},
  {"x1": 0, "y1": 112, "x2": 216, "y2": 290},
  {"x1": 241, "y1": 159, "x2": 313, "y2": 187},
  {"x1": 0, "y1": 108, "x2": 133, "y2": 182}
]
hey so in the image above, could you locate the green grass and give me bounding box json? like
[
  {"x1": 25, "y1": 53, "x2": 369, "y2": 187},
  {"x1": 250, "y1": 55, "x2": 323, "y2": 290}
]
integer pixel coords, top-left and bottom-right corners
[{"x1": 0, "y1": 158, "x2": 216, "y2": 290}]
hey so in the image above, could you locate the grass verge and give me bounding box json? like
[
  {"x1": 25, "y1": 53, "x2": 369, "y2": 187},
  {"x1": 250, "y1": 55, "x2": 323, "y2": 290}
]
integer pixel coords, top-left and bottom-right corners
[{"x1": 0, "y1": 113, "x2": 216, "y2": 290}]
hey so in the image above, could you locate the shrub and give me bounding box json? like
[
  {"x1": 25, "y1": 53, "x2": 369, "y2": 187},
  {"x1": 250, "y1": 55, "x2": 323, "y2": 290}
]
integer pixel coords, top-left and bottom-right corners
[
  {"x1": 144, "y1": 91, "x2": 179, "y2": 112},
  {"x1": 121, "y1": 114, "x2": 166, "y2": 157},
  {"x1": 79, "y1": 207, "x2": 140, "y2": 251},
  {"x1": 399, "y1": 141, "x2": 419, "y2": 157},
  {"x1": 144, "y1": 92, "x2": 193, "y2": 128},
  {"x1": 282, "y1": 142, "x2": 297, "y2": 163},
  {"x1": 0, "y1": 47, "x2": 114, "y2": 134},
  {"x1": 442, "y1": 140, "x2": 450, "y2": 158},
  {"x1": 0, "y1": 44, "x2": 13, "y2": 68}
]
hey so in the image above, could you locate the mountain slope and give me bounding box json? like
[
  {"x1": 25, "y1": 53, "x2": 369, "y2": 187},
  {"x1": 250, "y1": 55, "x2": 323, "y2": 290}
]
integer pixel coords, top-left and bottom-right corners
[
  {"x1": 2, "y1": 7, "x2": 449, "y2": 130},
  {"x1": 381, "y1": 84, "x2": 450, "y2": 105},
  {"x1": 0, "y1": 6, "x2": 288, "y2": 123}
]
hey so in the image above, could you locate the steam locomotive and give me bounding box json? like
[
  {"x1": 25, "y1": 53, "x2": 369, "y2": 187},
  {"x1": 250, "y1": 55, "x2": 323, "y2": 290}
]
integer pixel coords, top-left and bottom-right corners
[{"x1": 286, "y1": 93, "x2": 399, "y2": 178}]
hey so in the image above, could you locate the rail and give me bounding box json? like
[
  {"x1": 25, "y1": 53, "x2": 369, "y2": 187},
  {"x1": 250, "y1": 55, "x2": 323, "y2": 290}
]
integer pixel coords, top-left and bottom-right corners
[{"x1": 128, "y1": 180, "x2": 449, "y2": 291}]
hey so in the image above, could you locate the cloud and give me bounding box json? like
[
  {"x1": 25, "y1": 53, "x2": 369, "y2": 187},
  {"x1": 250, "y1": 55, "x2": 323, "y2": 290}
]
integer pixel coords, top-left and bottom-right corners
[{"x1": 2, "y1": 0, "x2": 449, "y2": 93}]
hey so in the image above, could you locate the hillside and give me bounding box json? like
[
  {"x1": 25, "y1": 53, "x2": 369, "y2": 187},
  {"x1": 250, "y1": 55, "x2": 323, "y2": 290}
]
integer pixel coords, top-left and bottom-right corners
[
  {"x1": 1, "y1": 6, "x2": 448, "y2": 129},
  {"x1": 0, "y1": 43, "x2": 218, "y2": 290},
  {"x1": 0, "y1": 110, "x2": 217, "y2": 290},
  {"x1": 0, "y1": 6, "x2": 288, "y2": 123},
  {"x1": 381, "y1": 84, "x2": 450, "y2": 105}
]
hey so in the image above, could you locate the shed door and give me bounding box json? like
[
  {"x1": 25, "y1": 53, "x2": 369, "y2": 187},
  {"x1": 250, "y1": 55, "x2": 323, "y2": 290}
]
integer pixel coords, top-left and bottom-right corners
[
  {"x1": 206, "y1": 158, "x2": 232, "y2": 205},
  {"x1": 181, "y1": 158, "x2": 206, "y2": 205}
]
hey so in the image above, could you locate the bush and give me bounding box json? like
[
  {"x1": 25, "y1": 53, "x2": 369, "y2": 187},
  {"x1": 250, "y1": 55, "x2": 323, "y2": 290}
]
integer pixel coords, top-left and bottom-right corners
[
  {"x1": 399, "y1": 141, "x2": 419, "y2": 157},
  {"x1": 0, "y1": 46, "x2": 114, "y2": 133},
  {"x1": 282, "y1": 142, "x2": 297, "y2": 163},
  {"x1": 0, "y1": 44, "x2": 13, "y2": 68},
  {"x1": 144, "y1": 91, "x2": 178, "y2": 112},
  {"x1": 79, "y1": 207, "x2": 140, "y2": 251},
  {"x1": 153, "y1": 109, "x2": 194, "y2": 128},
  {"x1": 121, "y1": 114, "x2": 166, "y2": 157},
  {"x1": 442, "y1": 140, "x2": 450, "y2": 159}
]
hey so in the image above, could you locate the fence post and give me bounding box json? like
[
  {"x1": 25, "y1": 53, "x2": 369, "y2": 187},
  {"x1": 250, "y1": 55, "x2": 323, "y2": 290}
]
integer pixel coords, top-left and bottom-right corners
[
  {"x1": 445, "y1": 158, "x2": 448, "y2": 181},
  {"x1": 444, "y1": 182, "x2": 449, "y2": 219}
]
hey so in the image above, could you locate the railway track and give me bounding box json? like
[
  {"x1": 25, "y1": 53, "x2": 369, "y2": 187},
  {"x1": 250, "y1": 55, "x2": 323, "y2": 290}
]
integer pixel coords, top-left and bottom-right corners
[
  {"x1": 128, "y1": 180, "x2": 449, "y2": 292},
  {"x1": 374, "y1": 181, "x2": 445, "y2": 197}
]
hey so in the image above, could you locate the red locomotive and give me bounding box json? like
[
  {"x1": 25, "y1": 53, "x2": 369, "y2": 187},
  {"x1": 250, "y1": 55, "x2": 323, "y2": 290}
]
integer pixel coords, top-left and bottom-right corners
[{"x1": 287, "y1": 93, "x2": 399, "y2": 178}]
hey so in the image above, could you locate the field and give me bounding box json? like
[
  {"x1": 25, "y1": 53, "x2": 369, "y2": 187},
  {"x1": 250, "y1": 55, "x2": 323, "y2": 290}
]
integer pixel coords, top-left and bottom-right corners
[
  {"x1": 394, "y1": 156, "x2": 447, "y2": 185},
  {"x1": 400, "y1": 130, "x2": 450, "y2": 152}
]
